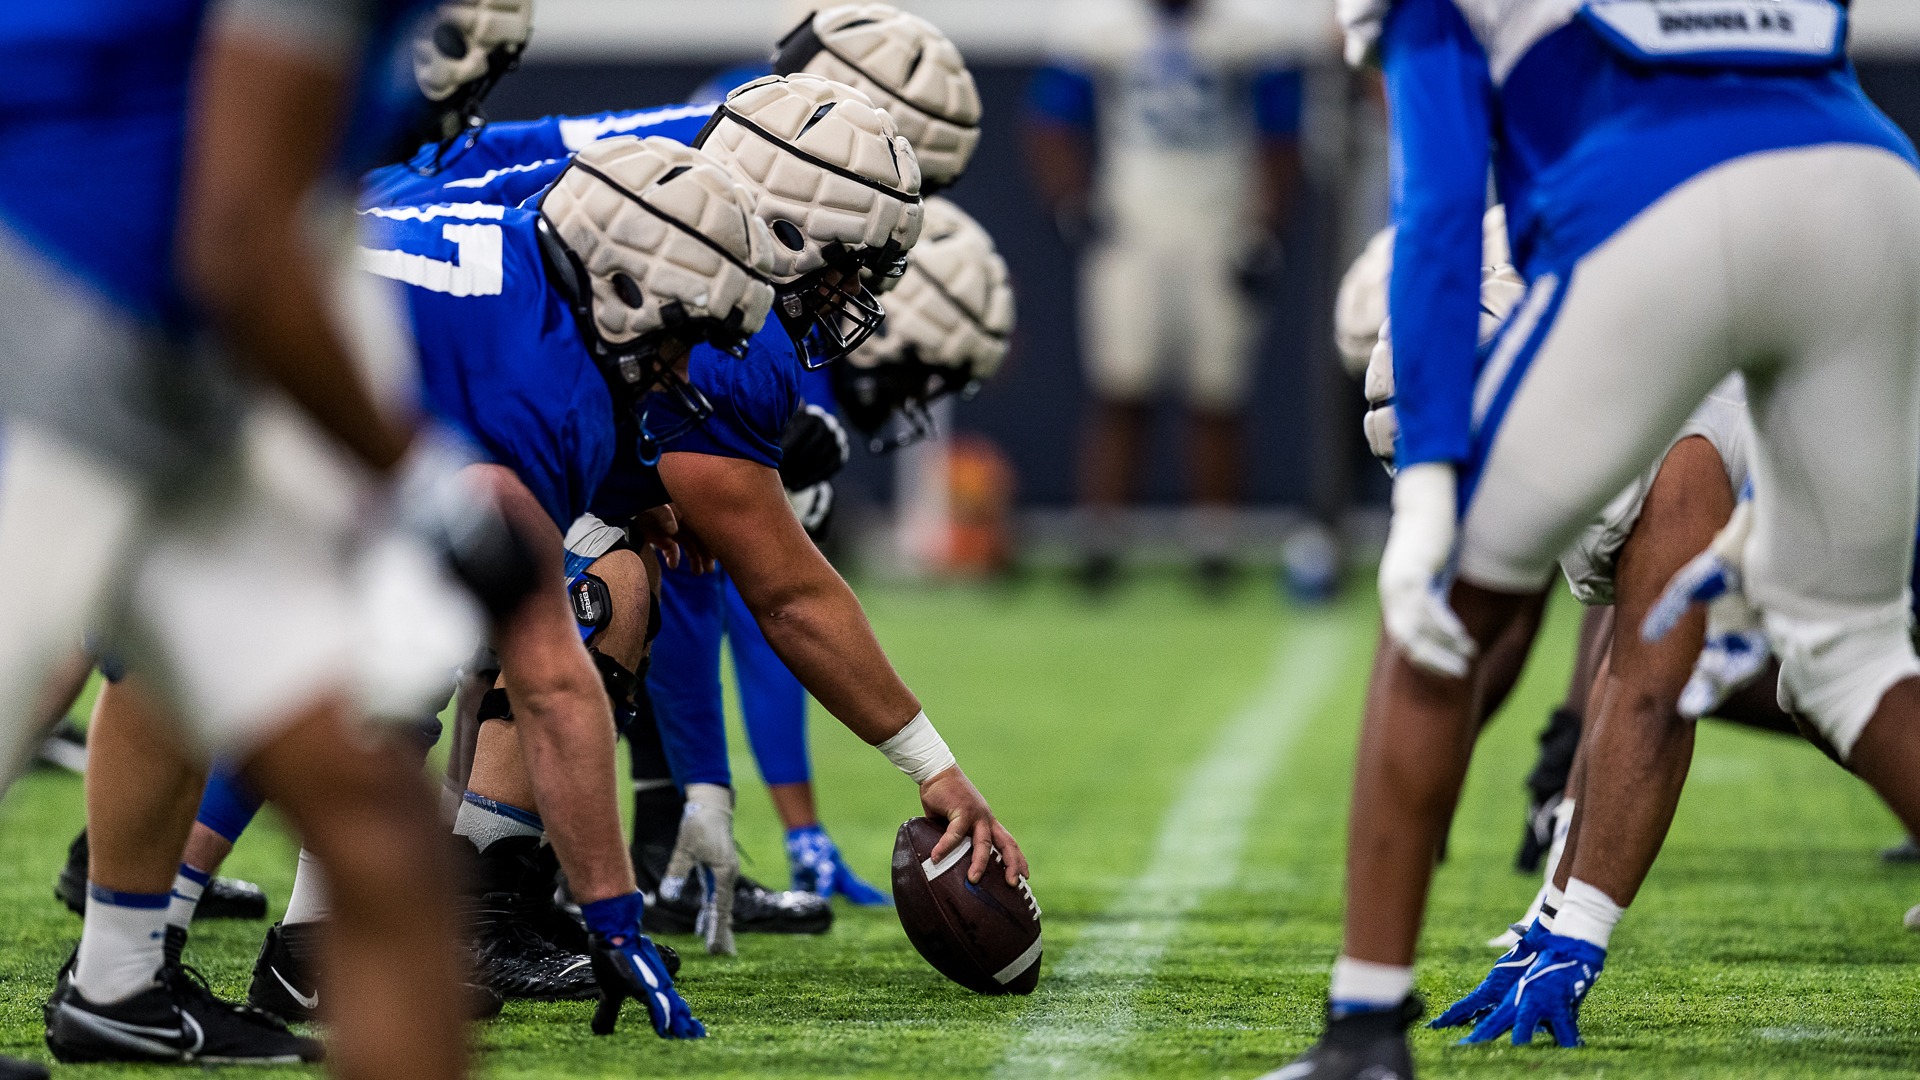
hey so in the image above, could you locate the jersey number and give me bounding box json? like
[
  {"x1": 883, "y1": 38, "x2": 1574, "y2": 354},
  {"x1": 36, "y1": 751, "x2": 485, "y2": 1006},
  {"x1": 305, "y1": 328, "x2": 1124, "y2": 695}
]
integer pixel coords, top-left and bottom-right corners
[{"x1": 361, "y1": 223, "x2": 504, "y2": 297}]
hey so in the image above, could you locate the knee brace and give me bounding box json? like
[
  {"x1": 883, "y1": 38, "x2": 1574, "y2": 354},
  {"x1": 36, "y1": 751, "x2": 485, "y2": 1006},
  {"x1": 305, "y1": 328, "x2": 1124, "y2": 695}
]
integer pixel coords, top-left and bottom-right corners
[{"x1": 1768, "y1": 599, "x2": 1920, "y2": 762}]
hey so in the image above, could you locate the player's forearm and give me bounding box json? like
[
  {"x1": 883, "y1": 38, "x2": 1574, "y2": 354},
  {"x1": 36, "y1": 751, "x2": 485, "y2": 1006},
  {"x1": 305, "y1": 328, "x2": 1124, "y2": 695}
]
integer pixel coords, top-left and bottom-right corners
[
  {"x1": 1255, "y1": 139, "x2": 1302, "y2": 237},
  {"x1": 742, "y1": 572, "x2": 922, "y2": 745},
  {"x1": 178, "y1": 29, "x2": 414, "y2": 474},
  {"x1": 1022, "y1": 125, "x2": 1093, "y2": 214},
  {"x1": 505, "y1": 659, "x2": 635, "y2": 905}
]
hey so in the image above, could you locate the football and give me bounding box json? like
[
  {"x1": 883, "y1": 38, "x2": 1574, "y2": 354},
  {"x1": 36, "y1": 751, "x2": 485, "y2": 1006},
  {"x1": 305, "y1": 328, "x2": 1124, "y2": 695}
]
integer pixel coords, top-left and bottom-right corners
[{"x1": 891, "y1": 817, "x2": 1042, "y2": 995}]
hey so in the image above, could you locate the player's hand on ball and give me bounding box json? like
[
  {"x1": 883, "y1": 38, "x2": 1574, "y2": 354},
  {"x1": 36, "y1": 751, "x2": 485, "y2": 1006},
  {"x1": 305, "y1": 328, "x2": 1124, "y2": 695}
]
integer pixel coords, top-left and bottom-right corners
[
  {"x1": 1379, "y1": 462, "x2": 1476, "y2": 678},
  {"x1": 919, "y1": 766, "x2": 1028, "y2": 886}
]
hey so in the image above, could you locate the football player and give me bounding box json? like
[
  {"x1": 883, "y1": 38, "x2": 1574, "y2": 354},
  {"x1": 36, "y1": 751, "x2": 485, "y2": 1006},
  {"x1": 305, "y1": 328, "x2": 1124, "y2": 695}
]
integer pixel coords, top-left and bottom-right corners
[
  {"x1": 0, "y1": 0, "x2": 543, "y2": 1074},
  {"x1": 1272, "y1": 1, "x2": 1920, "y2": 1076},
  {"x1": 643, "y1": 2, "x2": 985, "y2": 911}
]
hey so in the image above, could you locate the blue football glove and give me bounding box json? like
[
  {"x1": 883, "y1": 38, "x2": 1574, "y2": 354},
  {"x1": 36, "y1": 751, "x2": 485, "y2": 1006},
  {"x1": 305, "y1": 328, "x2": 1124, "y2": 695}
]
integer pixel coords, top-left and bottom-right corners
[
  {"x1": 1641, "y1": 499, "x2": 1768, "y2": 718},
  {"x1": 787, "y1": 825, "x2": 891, "y2": 907},
  {"x1": 1462, "y1": 934, "x2": 1605, "y2": 1048},
  {"x1": 580, "y1": 893, "x2": 706, "y2": 1039},
  {"x1": 1430, "y1": 920, "x2": 1550, "y2": 1029}
]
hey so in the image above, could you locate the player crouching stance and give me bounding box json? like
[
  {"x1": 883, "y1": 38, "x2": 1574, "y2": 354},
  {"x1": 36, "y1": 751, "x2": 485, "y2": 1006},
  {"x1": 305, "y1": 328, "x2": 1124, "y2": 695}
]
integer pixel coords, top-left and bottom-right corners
[{"x1": 1268, "y1": 0, "x2": 1920, "y2": 1076}]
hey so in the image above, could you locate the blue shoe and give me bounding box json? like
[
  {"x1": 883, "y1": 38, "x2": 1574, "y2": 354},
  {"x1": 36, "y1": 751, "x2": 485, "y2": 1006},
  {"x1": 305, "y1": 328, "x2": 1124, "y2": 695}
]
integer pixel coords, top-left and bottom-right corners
[{"x1": 787, "y1": 825, "x2": 891, "y2": 906}]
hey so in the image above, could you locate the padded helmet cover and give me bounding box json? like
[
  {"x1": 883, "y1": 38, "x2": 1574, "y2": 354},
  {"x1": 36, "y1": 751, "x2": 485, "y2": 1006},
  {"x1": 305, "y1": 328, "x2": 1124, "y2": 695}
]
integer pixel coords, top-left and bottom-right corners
[
  {"x1": 698, "y1": 73, "x2": 924, "y2": 284},
  {"x1": 414, "y1": 0, "x2": 533, "y2": 102},
  {"x1": 774, "y1": 4, "x2": 982, "y2": 191},
  {"x1": 850, "y1": 196, "x2": 1012, "y2": 382},
  {"x1": 539, "y1": 136, "x2": 777, "y2": 350}
]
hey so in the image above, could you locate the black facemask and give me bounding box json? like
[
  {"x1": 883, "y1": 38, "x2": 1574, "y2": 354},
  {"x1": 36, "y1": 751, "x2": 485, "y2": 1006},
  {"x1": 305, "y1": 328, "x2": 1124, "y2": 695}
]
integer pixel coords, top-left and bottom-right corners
[{"x1": 408, "y1": 40, "x2": 525, "y2": 177}]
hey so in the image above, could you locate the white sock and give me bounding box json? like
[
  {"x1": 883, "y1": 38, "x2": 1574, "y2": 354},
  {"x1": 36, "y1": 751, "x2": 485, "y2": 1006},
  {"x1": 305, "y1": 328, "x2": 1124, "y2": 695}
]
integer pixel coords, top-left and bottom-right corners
[
  {"x1": 166, "y1": 865, "x2": 208, "y2": 932},
  {"x1": 75, "y1": 885, "x2": 168, "y2": 1004},
  {"x1": 1554, "y1": 878, "x2": 1624, "y2": 949},
  {"x1": 1539, "y1": 883, "x2": 1565, "y2": 930},
  {"x1": 454, "y1": 791, "x2": 544, "y2": 853},
  {"x1": 283, "y1": 849, "x2": 332, "y2": 926},
  {"x1": 1329, "y1": 956, "x2": 1413, "y2": 1013}
]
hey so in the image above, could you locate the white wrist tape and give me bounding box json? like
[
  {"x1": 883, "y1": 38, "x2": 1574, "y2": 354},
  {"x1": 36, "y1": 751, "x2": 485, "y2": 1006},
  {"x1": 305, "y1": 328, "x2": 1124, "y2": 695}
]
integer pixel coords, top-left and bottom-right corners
[{"x1": 877, "y1": 711, "x2": 957, "y2": 785}]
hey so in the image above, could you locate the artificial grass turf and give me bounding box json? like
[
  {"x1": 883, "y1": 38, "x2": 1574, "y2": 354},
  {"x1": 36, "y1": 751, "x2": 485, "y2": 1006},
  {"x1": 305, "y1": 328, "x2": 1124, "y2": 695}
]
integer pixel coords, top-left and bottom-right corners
[{"x1": 0, "y1": 576, "x2": 1916, "y2": 1077}]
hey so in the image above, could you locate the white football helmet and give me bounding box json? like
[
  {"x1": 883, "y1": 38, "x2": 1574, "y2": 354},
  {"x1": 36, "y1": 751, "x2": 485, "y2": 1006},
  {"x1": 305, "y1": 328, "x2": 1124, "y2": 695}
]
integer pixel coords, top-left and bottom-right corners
[
  {"x1": 695, "y1": 73, "x2": 924, "y2": 367},
  {"x1": 538, "y1": 136, "x2": 778, "y2": 398},
  {"x1": 837, "y1": 197, "x2": 1013, "y2": 447},
  {"x1": 771, "y1": 4, "x2": 983, "y2": 193},
  {"x1": 414, "y1": 0, "x2": 534, "y2": 144}
]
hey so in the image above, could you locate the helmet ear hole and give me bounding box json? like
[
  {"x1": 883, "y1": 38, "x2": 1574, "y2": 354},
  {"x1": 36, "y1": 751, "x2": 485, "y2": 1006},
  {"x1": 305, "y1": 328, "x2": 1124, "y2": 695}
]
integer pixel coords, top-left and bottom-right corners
[
  {"x1": 432, "y1": 22, "x2": 468, "y2": 59},
  {"x1": 771, "y1": 220, "x2": 807, "y2": 251},
  {"x1": 612, "y1": 272, "x2": 645, "y2": 308}
]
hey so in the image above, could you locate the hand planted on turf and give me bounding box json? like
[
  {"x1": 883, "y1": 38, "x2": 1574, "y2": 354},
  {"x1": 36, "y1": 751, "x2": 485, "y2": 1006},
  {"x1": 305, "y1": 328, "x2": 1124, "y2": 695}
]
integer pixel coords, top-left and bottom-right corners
[
  {"x1": 1462, "y1": 934, "x2": 1604, "y2": 1048},
  {"x1": 1431, "y1": 921, "x2": 1551, "y2": 1029},
  {"x1": 588, "y1": 929, "x2": 706, "y2": 1039},
  {"x1": 1379, "y1": 462, "x2": 1476, "y2": 678},
  {"x1": 661, "y1": 784, "x2": 738, "y2": 956},
  {"x1": 1641, "y1": 499, "x2": 1768, "y2": 717},
  {"x1": 920, "y1": 766, "x2": 1028, "y2": 886}
]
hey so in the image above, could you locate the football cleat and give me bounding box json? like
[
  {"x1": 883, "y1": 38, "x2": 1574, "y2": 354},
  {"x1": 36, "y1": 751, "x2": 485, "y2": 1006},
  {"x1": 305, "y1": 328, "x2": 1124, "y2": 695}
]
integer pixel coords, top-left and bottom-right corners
[
  {"x1": 467, "y1": 838, "x2": 597, "y2": 1000},
  {"x1": 56, "y1": 831, "x2": 267, "y2": 921},
  {"x1": 45, "y1": 954, "x2": 321, "y2": 1064},
  {"x1": 247, "y1": 920, "x2": 505, "y2": 1023},
  {"x1": 646, "y1": 873, "x2": 834, "y2": 936},
  {"x1": 0, "y1": 1055, "x2": 47, "y2": 1080},
  {"x1": 1258, "y1": 997, "x2": 1421, "y2": 1080},
  {"x1": 787, "y1": 825, "x2": 890, "y2": 906},
  {"x1": 245, "y1": 922, "x2": 322, "y2": 1023},
  {"x1": 1882, "y1": 836, "x2": 1920, "y2": 864},
  {"x1": 636, "y1": 840, "x2": 833, "y2": 934}
]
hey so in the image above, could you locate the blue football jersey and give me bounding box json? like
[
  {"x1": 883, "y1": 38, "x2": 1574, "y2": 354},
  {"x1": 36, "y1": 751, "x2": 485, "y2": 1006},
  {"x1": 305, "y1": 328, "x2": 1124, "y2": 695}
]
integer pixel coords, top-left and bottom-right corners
[
  {"x1": 363, "y1": 103, "x2": 719, "y2": 210},
  {"x1": 0, "y1": 0, "x2": 435, "y2": 327},
  {"x1": 361, "y1": 199, "x2": 618, "y2": 531}
]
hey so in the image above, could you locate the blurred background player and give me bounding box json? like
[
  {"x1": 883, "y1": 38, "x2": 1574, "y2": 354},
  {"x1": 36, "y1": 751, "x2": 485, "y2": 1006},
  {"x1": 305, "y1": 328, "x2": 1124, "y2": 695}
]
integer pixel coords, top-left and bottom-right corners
[
  {"x1": 0, "y1": 0, "x2": 552, "y2": 1074},
  {"x1": 1024, "y1": 0, "x2": 1302, "y2": 595}
]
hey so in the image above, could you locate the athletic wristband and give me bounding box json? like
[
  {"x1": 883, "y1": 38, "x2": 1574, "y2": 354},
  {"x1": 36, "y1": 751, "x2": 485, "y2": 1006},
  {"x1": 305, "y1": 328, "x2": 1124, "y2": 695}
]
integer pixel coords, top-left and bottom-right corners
[{"x1": 877, "y1": 711, "x2": 957, "y2": 785}]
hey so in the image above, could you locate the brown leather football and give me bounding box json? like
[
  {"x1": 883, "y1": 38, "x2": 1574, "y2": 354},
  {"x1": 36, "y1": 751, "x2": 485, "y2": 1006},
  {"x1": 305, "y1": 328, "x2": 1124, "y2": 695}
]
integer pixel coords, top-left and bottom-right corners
[{"x1": 891, "y1": 816, "x2": 1042, "y2": 995}]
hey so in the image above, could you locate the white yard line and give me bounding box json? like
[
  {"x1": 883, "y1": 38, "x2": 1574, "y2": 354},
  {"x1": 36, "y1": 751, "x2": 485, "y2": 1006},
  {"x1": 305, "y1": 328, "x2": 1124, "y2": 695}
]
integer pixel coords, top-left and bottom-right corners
[{"x1": 993, "y1": 618, "x2": 1358, "y2": 1078}]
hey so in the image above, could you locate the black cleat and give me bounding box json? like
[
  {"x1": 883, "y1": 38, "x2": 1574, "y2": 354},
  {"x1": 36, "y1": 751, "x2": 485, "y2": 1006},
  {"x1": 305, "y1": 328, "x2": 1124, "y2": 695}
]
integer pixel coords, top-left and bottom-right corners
[
  {"x1": 248, "y1": 920, "x2": 507, "y2": 1022},
  {"x1": 0, "y1": 1055, "x2": 47, "y2": 1080},
  {"x1": 1258, "y1": 998, "x2": 1422, "y2": 1080},
  {"x1": 467, "y1": 837, "x2": 597, "y2": 1000},
  {"x1": 1882, "y1": 836, "x2": 1920, "y2": 864},
  {"x1": 634, "y1": 842, "x2": 831, "y2": 936},
  {"x1": 45, "y1": 954, "x2": 321, "y2": 1065},
  {"x1": 246, "y1": 922, "x2": 323, "y2": 1023},
  {"x1": 57, "y1": 830, "x2": 267, "y2": 921}
]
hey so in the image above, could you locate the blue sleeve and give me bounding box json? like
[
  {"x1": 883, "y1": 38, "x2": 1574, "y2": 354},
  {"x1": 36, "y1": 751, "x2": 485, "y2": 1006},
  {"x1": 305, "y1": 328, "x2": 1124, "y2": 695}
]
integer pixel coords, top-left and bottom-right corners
[
  {"x1": 649, "y1": 329, "x2": 797, "y2": 468},
  {"x1": 1027, "y1": 64, "x2": 1097, "y2": 130},
  {"x1": 1253, "y1": 69, "x2": 1304, "y2": 139},
  {"x1": 1381, "y1": 0, "x2": 1493, "y2": 469}
]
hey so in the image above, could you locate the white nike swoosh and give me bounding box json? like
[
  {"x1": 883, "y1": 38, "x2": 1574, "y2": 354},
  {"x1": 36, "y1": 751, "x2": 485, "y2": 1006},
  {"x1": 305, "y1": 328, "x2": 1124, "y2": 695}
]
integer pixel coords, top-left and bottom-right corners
[
  {"x1": 1493, "y1": 956, "x2": 1535, "y2": 970},
  {"x1": 273, "y1": 967, "x2": 320, "y2": 1011},
  {"x1": 1515, "y1": 960, "x2": 1579, "y2": 999},
  {"x1": 558, "y1": 958, "x2": 590, "y2": 979}
]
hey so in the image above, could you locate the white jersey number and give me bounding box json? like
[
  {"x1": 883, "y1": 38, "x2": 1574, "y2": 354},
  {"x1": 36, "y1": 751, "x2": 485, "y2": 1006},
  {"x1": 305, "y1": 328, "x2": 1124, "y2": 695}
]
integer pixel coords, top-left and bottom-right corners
[{"x1": 359, "y1": 203, "x2": 506, "y2": 297}]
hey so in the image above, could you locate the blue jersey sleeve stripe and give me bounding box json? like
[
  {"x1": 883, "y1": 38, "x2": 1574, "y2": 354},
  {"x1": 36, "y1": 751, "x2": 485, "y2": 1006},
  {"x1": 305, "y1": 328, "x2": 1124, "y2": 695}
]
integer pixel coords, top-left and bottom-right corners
[
  {"x1": 1027, "y1": 64, "x2": 1097, "y2": 130},
  {"x1": 1382, "y1": 0, "x2": 1494, "y2": 469}
]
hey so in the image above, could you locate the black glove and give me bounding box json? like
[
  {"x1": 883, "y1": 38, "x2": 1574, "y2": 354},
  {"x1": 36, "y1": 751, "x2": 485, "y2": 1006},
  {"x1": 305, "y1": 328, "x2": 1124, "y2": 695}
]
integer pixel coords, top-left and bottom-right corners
[
  {"x1": 778, "y1": 403, "x2": 850, "y2": 492},
  {"x1": 1233, "y1": 232, "x2": 1285, "y2": 299}
]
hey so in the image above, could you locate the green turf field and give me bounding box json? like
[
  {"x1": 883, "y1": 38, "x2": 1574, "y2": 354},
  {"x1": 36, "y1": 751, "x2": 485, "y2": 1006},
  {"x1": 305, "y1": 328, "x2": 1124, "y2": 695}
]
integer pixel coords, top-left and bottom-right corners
[{"x1": 3, "y1": 575, "x2": 1918, "y2": 1078}]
